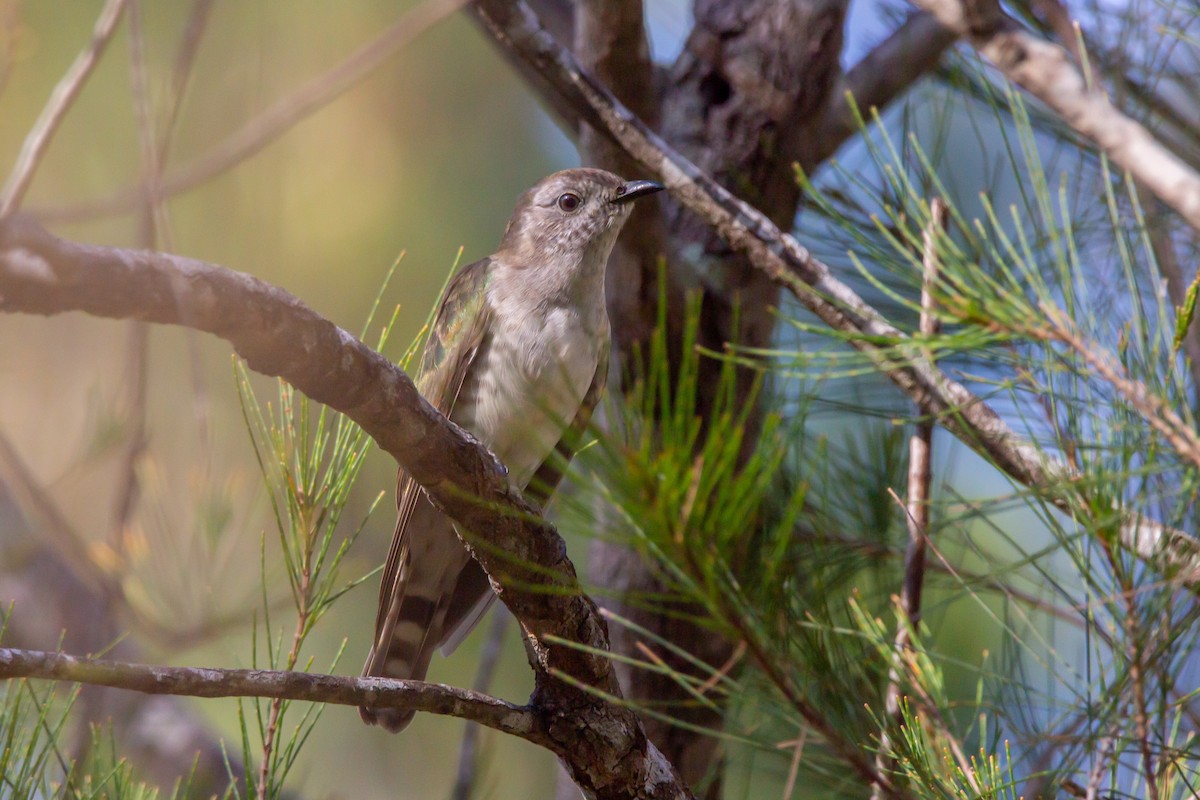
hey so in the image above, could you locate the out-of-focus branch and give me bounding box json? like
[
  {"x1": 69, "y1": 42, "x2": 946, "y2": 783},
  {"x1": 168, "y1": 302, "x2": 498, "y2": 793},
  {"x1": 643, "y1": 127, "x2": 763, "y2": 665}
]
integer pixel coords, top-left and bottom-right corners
[
  {"x1": 908, "y1": 0, "x2": 1200, "y2": 235},
  {"x1": 467, "y1": 0, "x2": 584, "y2": 135},
  {"x1": 817, "y1": 12, "x2": 958, "y2": 162},
  {"x1": 0, "y1": 216, "x2": 691, "y2": 800},
  {"x1": 36, "y1": 0, "x2": 469, "y2": 224},
  {"x1": 0, "y1": 429, "x2": 243, "y2": 794},
  {"x1": 0, "y1": 648, "x2": 541, "y2": 742},
  {"x1": 0, "y1": 0, "x2": 128, "y2": 217},
  {"x1": 470, "y1": 0, "x2": 1200, "y2": 590}
]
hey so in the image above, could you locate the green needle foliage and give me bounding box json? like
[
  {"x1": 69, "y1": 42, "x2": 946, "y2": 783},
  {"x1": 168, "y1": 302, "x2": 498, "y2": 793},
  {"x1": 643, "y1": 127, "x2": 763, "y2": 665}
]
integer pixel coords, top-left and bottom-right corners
[{"x1": 226, "y1": 261, "x2": 420, "y2": 800}]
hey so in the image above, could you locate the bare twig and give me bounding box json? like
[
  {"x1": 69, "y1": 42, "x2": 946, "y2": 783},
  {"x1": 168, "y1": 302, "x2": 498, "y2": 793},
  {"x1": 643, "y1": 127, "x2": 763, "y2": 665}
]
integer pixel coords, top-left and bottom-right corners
[
  {"x1": 0, "y1": 0, "x2": 128, "y2": 218},
  {"x1": 0, "y1": 216, "x2": 692, "y2": 800},
  {"x1": 908, "y1": 0, "x2": 1200, "y2": 235},
  {"x1": 37, "y1": 0, "x2": 468, "y2": 224},
  {"x1": 1039, "y1": 305, "x2": 1200, "y2": 470},
  {"x1": 160, "y1": 0, "x2": 216, "y2": 168},
  {"x1": 872, "y1": 198, "x2": 946, "y2": 800},
  {"x1": 112, "y1": 0, "x2": 155, "y2": 557},
  {"x1": 0, "y1": 431, "x2": 113, "y2": 595},
  {"x1": 1105, "y1": 539, "x2": 1161, "y2": 800},
  {"x1": 0, "y1": 647, "x2": 541, "y2": 742},
  {"x1": 818, "y1": 12, "x2": 959, "y2": 163},
  {"x1": 452, "y1": 609, "x2": 510, "y2": 800},
  {"x1": 777, "y1": 730, "x2": 808, "y2": 800},
  {"x1": 470, "y1": 0, "x2": 1200, "y2": 593}
]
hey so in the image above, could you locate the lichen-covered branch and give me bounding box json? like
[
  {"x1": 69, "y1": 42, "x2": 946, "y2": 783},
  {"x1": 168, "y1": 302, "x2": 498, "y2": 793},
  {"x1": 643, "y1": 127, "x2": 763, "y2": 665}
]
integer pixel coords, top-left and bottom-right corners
[{"x1": 0, "y1": 648, "x2": 541, "y2": 742}]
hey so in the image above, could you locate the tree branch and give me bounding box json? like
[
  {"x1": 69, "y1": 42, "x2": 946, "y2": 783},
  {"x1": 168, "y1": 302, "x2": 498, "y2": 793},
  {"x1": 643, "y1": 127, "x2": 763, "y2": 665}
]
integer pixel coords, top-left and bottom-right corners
[
  {"x1": 36, "y1": 0, "x2": 468, "y2": 224},
  {"x1": 0, "y1": 0, "x2": 129, "y2": 217},
  {"x1": 908, "y1": 0, "x2": 1200, "y2": 235},
  {"x1": 872, "y1": 198, "x2": 945, "y2": 799},
  {"x1": 0, "y1": 647, "x2": 542, "y2": 743},
  {"x1": 0, "y1": 214, "x2": 691, "y2": 800},
  {"x1": 470, "y1": 0, "x2": 1200, "y2": 590},
  {"x1": 817, "y1": 12, "x2": 958, "y2": 163}
]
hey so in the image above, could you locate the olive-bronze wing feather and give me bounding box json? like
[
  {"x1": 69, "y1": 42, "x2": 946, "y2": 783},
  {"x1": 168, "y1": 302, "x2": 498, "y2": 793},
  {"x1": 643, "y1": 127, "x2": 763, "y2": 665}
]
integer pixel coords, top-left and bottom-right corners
[{"x1": 362, "y1": 258, "x2": 492, "y2": 689}]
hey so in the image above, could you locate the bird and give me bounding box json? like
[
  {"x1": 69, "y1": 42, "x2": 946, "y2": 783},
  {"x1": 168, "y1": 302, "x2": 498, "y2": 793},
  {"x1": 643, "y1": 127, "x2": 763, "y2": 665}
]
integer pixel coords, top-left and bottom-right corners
[{"x1": 360, "y1": 168, "x2": 664, "y2": 731}]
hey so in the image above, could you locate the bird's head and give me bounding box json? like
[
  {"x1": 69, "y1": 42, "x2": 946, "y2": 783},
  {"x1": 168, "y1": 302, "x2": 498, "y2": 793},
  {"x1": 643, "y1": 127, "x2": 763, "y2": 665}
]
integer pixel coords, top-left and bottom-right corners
[{"x1": 497, "y1": 168, "x2": 663, "y2": 265}]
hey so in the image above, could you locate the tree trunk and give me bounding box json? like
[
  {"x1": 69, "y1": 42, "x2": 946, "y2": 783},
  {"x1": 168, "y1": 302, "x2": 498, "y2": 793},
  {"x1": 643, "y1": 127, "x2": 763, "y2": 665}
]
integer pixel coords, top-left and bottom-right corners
[{"x1": 578, "y1": 0, "x2": 848, "y2": 795}]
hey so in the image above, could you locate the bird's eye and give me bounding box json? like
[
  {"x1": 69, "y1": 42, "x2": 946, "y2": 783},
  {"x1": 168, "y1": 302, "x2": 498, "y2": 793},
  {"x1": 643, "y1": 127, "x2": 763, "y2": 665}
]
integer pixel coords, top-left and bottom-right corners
[{"x1": 557, "y1": 193, "x2": 582, "y2": 212}]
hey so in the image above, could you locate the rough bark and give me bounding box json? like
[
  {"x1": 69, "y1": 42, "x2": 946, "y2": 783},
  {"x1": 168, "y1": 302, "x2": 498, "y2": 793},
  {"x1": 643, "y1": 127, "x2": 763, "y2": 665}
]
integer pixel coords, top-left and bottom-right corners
[{"x1": 578, "y1": 1, "x2": 847, "y2": 795}]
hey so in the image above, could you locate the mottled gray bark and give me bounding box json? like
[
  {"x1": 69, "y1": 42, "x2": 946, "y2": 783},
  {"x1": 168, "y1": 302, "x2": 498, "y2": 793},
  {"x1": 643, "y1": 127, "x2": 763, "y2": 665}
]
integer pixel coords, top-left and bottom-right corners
[{"x1": 577, "y1": 2, "x2": 847, "y2": 796}]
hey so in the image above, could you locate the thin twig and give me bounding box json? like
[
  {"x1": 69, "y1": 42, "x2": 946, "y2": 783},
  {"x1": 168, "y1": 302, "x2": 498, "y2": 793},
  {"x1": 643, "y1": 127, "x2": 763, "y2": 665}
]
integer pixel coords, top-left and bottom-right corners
[
  {"x1": 37, "y1": 0, "x2": 469, "y2": 224},
  {"x1": 0, "y1": 431, "x2": 112, "y2": 595},
  {"x1": 0, "y1": 0, "x2": 129, "y2": 218},
  {"x1": 909, "y1": 0, "x2": 1200, "y2": 235},
  {"x1": 452, "y1": 609, "x2": 509, "y2": 800},
  {"x1": 1109, "y1": 543, "x2": 1161, "y2": 800},
  {"x1": 1039, "y1": 305, "x2": 1200, "y2": 469},
  {"x1": 872, "y1": 199, "x2": 946, "y2": 800},
  {"x1": 111, "y1": 0, "x2": 155, "y2": 557},
  {"x1": 0, "y1": 647, "x2": 542, "y2": 742},
  {"x1": 777, "y1": 729, "x2": 808, "y2": 800},
  {"x1": 1085, "y1": 735, "x2": 1114, "y2": 800},
  {"x1": 817, "y1": 12, "x2": 958, "y2": 163}
]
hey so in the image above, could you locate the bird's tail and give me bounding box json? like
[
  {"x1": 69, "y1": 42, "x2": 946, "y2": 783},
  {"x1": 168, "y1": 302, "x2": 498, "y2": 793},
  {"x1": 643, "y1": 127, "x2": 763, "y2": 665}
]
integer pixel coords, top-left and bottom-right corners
[{"x1": 359, "y1": 594, "x2": 449, "y2": 732}]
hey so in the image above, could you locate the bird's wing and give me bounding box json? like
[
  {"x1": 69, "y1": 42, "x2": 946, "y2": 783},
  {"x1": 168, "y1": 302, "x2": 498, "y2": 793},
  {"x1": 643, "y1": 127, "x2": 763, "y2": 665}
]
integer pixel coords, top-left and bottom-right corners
[
  {"x1": 436, "y1": 337, "x2": 611, "y2": 656},
  {"x1": 365, "y1": 257, "x2": 493, "y2": 671}
]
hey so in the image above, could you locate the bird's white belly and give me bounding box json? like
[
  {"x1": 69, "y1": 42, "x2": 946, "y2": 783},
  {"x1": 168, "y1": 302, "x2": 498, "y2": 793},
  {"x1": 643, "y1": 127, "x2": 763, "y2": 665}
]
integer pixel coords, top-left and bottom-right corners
[{"x1": 455, "y1": 309, "x2": 600, "y2": 487}]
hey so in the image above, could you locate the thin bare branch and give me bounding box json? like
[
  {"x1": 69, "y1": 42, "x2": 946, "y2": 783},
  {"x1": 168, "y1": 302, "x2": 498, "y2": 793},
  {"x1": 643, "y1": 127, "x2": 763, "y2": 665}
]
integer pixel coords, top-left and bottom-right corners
[
  {"x1": 0, "y1": 0, "x2": 128, "y2": 218},
  {"x1": 1039, "y1": 304, "x2": 1200, "y2": 470},
  {"x1": 872, "y1": 198, "x2": 946, "y2": 800},
  {"x1": 160, "y1": 0, "x2": 216, "y2": 167},
  {"x1": 0, "y1": 215, "x2": 692, "y2": 800},
  {"x1": 36, "y1": 0, "x2": 468, "y2": 224},
  {"x1": 112, "y1": 0, "x2": 155, "y2": 557},
  {"x1": 0, "y1": 647, "x2": 541, "y2": 743},
  {"x1": 470, "y1": 0, "x2": 1200, "y2": 592},
  {"x1": 818, "y1": 12, "x2": 958, "y2": 162},
  {"x1": 908, "y1": 0, "x2": 1200, "y2": 235},
  {"x1": 0, "y1": 431, "x2": 113, "y2": 596}
]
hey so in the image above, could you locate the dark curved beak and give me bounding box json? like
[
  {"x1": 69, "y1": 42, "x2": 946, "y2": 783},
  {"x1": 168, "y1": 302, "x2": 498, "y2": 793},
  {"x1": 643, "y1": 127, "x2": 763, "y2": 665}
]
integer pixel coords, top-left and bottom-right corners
[{"x1": 612, "y1": 179, "x2": 664, "y2": 204}]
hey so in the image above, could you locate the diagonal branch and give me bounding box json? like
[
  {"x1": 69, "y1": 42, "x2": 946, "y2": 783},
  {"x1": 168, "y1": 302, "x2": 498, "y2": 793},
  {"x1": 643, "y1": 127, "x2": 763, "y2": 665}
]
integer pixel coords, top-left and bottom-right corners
[
  {"x1": 0, "y1": 647, "x2": 542, "y2": 744},
  {"x1": 470, "y1": 0, "x2": 1200, "y2": 591},
  {"x1": 908, "y1": 0, "x2": 1200, "y2": 235},
  {"x1": 36, "y1": 0, "x2": 469, "y2": 224},
  {"x1": 817, "y1": 11, "x2": 958, "y2": 163},
  {"x1": 0, "y1": 214, "x2": 691, "y2": 800},
  {"x1": 0, "y1": 0, "x2": 129, "y2": 217}
]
